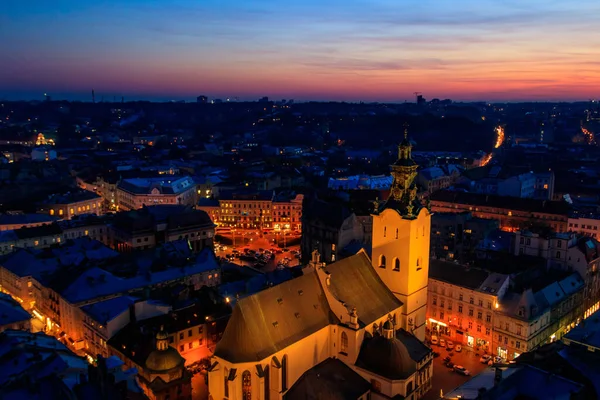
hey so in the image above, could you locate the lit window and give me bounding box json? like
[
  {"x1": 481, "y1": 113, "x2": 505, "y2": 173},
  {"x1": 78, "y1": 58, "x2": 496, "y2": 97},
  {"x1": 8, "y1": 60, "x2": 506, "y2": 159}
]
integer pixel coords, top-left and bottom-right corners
[{"x1": 49, "y1": 209, "x2": 54, "y2": 215}]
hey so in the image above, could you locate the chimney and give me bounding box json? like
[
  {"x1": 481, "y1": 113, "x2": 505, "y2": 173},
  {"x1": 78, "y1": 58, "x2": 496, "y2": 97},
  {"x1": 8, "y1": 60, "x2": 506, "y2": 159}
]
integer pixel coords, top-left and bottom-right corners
[
  {"x1": 494, "y1": 367, "x2": 502, "y2": 386},
  {"x1": 129, "y1": 304, "x2": 136, "y2": 323}
]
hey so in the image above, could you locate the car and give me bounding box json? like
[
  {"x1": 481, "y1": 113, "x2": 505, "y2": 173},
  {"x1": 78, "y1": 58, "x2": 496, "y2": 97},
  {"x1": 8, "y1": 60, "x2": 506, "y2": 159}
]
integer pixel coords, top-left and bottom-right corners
[
  {"x1": 446, "y1": 341, "x2": 454, "y2": 350},
  {"x1": 282, "y1": 248, "x2": 289, "y2": 252},
  {"x1": 430, "y1": 335, "x2": 439, "y2": 346},
  {"x1": 439, "y1": 339, "x2": 446, "y2": 348},
  {"x1": 455, "y1": 345, "x2": 462, "y2": 352},
  {"x1": 453, "y1": 365, "x2": 470, "y2": 376},
  {"x1": 479, "y1": 354, "x2": 493, "y2": 364},
  {"x1": 222, "y1": 246, "x2": 228, "y2": 251}
]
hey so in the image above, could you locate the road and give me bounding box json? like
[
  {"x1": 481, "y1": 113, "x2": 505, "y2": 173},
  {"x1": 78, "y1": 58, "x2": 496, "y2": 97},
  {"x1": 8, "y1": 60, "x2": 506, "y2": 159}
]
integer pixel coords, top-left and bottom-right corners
[
  {"x1": 215, "y1": 233, "x2": 301, "y2": 272},
  {"x1": 422, "y1": 344, "x2": 489, "y2": 400}
]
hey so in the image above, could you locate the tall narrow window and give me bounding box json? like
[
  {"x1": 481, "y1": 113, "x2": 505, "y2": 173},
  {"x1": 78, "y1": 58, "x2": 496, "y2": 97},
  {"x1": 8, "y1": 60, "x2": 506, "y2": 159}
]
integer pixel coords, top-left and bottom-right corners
[
  {"x1": 242, "y1": 370, "x2": 252, "y2": 400},
  {"x1": 394, "y1": 258, "x2": 400, "y2": 271},
  {"x1": 224, "y1": 367, "x2": 229, "y2": 398},
  {"x1": 264, "y1": 365, "x2": 270, "y2": 400},
  {"x1": 395, "y1": 228, "x2": 398, "y2": 239},
  {"x1": 379, "y1": 255, "x2": 386, "y2": 268},
  {"x1": 282, "y1": 355, "x2": 288, "y2": 391},
  {"x1": 341, "y1": 332, "x2": 348, "y2": 353},
  {"x1": 384, "y1": 227, "x2": 387, "y2": 237}
]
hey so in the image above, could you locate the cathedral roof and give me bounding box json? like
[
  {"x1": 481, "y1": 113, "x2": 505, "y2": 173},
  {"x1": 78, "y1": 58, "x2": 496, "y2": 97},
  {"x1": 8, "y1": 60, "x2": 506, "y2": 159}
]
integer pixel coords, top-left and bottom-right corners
[
  {"x1": 325, "y1": 251, "x2": 402, "y2": 327},
  {"x1": 285, "y1": 357, "x2": 371, "y2": 400},
  {"x1": 214, "y1": 251, "x2": 402, "y2": 363},
  {"x1": 214, "y1": 272, "x2": 338, "y2": 363}
]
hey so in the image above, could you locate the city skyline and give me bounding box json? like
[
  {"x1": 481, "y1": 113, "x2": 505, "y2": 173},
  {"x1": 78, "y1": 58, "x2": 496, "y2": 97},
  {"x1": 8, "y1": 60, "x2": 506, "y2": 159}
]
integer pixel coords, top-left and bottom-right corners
[{"x1": 2, "y1": 0, "x2": 600, "y2": 102}]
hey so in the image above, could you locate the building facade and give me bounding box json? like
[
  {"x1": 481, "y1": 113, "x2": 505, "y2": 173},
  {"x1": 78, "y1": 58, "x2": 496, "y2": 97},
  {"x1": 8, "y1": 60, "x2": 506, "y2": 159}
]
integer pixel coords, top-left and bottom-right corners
[
  {"x1": 427, "y1": 262, "x2": 509, "y2": 353},
  {"x1": 117, "y1": 176, "x2": 197, "y2": 211},
  {"x1": 39, "y1": 190, "x2": 103, "y2": 220}
]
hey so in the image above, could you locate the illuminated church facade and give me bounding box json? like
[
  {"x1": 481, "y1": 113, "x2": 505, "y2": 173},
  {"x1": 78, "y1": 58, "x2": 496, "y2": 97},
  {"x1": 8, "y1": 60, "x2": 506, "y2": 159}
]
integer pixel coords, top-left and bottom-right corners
[{"x1": 208, "y1": 130, "x2": 432, "y2": 400}]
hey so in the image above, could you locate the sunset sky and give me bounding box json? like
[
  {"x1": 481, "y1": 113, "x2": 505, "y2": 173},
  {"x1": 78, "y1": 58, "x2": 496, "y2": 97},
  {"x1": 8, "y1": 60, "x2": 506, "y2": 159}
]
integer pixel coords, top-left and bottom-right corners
[{"x1": 2, "y1": 0, "x2": 600, "y2": 102}]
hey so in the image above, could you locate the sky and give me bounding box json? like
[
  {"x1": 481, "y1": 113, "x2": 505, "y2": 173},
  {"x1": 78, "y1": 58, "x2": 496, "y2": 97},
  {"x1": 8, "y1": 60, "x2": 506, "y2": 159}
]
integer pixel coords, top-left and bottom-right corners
[{"x1": 1, "y1": 0, "x2": 600, "y2": 102}]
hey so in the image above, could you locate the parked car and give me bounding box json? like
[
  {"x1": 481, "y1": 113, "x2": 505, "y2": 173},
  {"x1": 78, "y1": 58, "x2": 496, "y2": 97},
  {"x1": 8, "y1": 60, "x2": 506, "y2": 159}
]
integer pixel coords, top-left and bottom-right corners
[
  {"x1": 479, "y1": 354, "x2": 493, "y2": 364},
  {"x1": 453, "y1": 365, "x2": 470, "y2": 376},
  {"x1": 455, "y1": 345, "x2": 462, "y2": 352},
  {"x1": 446, "y1": 341, "x2": 454, "y2": 350},
  {"x1": 432, "y1": 351, "x2": 440, "y2": 358},
  {"x1": 430, "y1": 335, "x2": 439, "y2": 346},
  {"x1": 439, "y1": 339, "x2": 446, "y2": 348}
]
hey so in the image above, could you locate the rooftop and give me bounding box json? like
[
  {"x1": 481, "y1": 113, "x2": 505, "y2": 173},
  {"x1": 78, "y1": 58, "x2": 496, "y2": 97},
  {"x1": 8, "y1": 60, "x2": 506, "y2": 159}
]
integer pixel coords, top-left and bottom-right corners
[
  {"x1": 43, "y1": 190, "x2": 101, "y2": 205},
  {"x1": 429, "y1": 260, "x2": 491, "y2": 290},
  {"x1": 81, "y1": 296, "x2": 138, "y2": 325},
  {"x1": 118, "y1": 176, "x2": 195, "y2": 195},
  {"x1": 285, "y1": 357, "x2": 371, "y2": 400},
  {"x1": 430, "y1": 190, "x2": 571, "y2": 215},
  {"x1": 0, "y1": 213, "x2": 59, "y2": 226},
  {"x1": 564, "y1": 309, "x2": 600, "y2": 350},
  {"x1": 0, "y1": 293, "x2": 31, "y2": 327}
]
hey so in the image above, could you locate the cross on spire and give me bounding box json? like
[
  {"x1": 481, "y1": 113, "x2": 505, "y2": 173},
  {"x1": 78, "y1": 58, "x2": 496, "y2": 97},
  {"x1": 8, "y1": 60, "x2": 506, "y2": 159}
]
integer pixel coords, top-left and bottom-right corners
[{"x1": 403, "y1": 122, "x2": 409, "y2": 140}]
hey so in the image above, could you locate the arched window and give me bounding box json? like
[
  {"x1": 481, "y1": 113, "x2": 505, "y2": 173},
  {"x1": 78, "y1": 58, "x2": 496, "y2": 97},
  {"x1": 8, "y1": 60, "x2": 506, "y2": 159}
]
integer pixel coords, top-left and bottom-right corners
[
  {"x1": 282, "y1": 355, "x2": 288, "y2": 391},
  {"x1": 379, "y1": 255, "x2": 386, "y2": 268},
  {"x1": 395, "y1": 228, "x2": 399, "y2": 239},
  {"x1": 416, "y1": 258, "x2": 421, "y2": 270},
  {"x1": 49, "y1": 209, "x2": 54, "y2": 216},
  {"x1": 341, "y1": 331, "x2": 348, "y2": 353},
  {"x1": 242, "y1": 370, "x2": 252, "y2": 400},
  {"x1": 394, "y1": 258, "x2": 400, "y2": 271},
  {"x1": 384, "y1": 227, "x2": 387, "y2": 237},
  {"x1": 224, "y1": 367, "x2": 229, "y2": 398}
]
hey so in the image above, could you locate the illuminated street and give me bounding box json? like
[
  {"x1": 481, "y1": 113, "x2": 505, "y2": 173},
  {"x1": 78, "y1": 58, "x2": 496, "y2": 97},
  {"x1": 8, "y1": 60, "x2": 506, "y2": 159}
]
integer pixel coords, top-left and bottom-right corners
[
  {"x1": 422, "y1": 345, "x2": 489, "y2": 400},
  {"x1": 215, "y1": 231, "x2": 302, "y2": 271}
]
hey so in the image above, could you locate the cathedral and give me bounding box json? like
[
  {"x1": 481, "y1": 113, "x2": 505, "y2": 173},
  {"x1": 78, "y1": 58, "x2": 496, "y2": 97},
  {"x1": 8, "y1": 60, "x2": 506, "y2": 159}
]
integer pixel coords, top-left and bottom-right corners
[{"x1": 208, "y1": 130, "x2": 433, "y2": 400}]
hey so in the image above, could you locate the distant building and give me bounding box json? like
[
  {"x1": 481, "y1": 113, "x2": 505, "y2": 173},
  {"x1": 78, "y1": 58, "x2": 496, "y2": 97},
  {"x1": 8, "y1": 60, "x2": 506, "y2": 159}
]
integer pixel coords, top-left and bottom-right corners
[
  {"x1": 416, "y1": 165, "x2": 462, "y2": 195},
  {"x1": 198, "y1": 191, "x2": 303, "y2": 232},
  {"x1": 568, "y1": 214, "x2": 600, "y2": 238},
  {"x1": 117, "y1": 176, "x2": 197, "y2": 211},
  {"x1": 31, "y1": 146, "x2": 57, "y2": 161},
  {"x1": 430, "y1": 190, "x2": 570, "y2": 232},
  {"x1": 109, "y1": 205, "x2": 215, "y2": 252},
  {"x1": 430, "y1": 212, "x2": 499, "y2": 262},
  {"x1": 0, "y1": 212, "x2": 59, "y2": 231},
  {"x1": 196, "y1": 95, "x2": 208, "y2": 104},
  {"x1": 39, "y1": 190, "x2": 103, "y2": 220}
]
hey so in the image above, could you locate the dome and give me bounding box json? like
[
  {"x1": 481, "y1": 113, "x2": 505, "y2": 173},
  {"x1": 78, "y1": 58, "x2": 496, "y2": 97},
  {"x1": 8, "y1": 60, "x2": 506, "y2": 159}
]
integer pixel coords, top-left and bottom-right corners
[
  {"x1": 382, "y1": 320, "x2": 393, "y2": 330},
  {"x1": 355, "y1": 334, "x2": 416, "y2": 380},
  {"x1": 145, "y1": 346, "x2": 185, "y2": 372}
]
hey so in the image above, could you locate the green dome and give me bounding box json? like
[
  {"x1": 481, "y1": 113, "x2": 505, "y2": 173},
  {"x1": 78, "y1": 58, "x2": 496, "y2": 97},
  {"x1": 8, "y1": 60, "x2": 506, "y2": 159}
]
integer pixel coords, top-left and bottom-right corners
[{"x1": 145, "y1": 346, "x2": 185, "y2": 372}]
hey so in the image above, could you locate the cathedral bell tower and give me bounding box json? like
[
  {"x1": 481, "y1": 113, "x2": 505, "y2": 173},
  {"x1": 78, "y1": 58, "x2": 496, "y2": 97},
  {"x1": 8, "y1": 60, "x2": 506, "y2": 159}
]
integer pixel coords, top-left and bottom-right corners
[{"x1": 371, "y1": 125, "x2": 431, "y2": 341}]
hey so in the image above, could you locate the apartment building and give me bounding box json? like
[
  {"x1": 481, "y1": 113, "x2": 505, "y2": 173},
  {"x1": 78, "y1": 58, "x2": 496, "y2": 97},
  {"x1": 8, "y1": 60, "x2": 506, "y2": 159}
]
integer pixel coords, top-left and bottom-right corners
[
  {"x1": 109, "y1": 205, "x2": 215, "y2": 253},
  {"x1": 38, "y1": 190, "x2": 103, "y2": 220},
  {"x1": 198, "y1": 190, "x2": 304, "y2": 232},
  {"x1": 430, "y1": 190, "x2": 570, "y2": 232},
  {"x1": 494, "y1": 273, "x2": 584, "y2": 360},
  {"x1": 0, "y1": 238, "x2": 221, "y2": 353},
  {"x1": 568, "y1": 214, "x2": 600, "y2": 238},
  {"x1": 427, "y1": 260, "x2": 509, "y2": 352},
  {"x1": 117, "y1": 176, "x2": 197, "y2": 211}
]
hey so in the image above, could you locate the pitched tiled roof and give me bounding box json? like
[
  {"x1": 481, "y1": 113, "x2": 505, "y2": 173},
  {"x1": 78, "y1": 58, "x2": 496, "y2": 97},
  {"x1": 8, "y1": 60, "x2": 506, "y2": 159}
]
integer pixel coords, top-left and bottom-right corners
[
  {"x1": 214, "y1": 272, "x2": 337, "y2": 363},
  {"x1": 326, "y1": 251, "x2": 402, "y2": 326}
]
